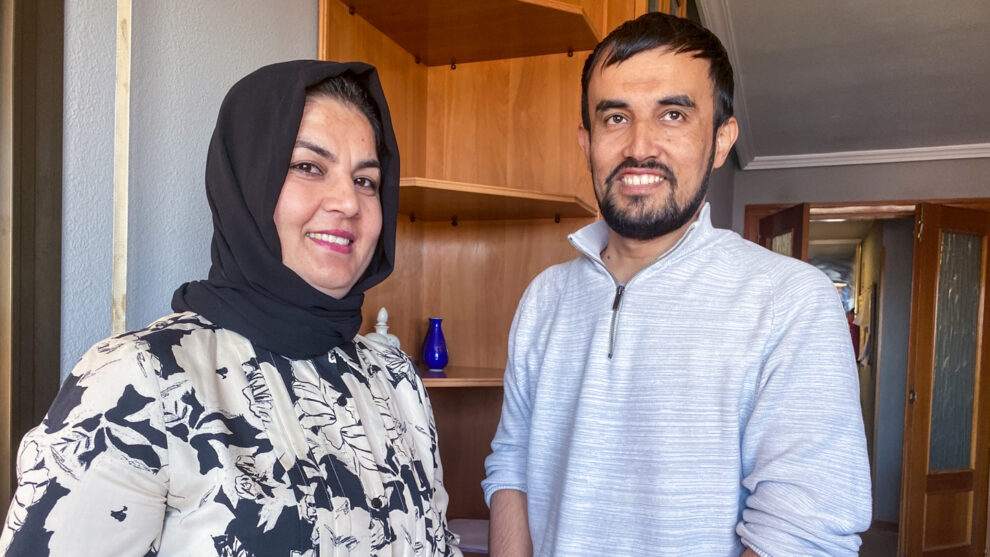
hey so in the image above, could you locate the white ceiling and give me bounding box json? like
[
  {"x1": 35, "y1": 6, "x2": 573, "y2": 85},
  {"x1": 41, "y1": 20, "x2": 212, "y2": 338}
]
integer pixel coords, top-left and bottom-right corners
[{"x1": 697, "y1": 0, "x2": 990, "y2": 170}]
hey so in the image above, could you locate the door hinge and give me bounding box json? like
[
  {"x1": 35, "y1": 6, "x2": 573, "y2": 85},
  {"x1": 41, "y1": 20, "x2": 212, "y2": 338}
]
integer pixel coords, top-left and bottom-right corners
[
  {"x1": 917, "y1": 220, "x2": 924, "y2": 242},
  {"x1": 908, "y1": 389, "x2": 917, "y2": 403}
]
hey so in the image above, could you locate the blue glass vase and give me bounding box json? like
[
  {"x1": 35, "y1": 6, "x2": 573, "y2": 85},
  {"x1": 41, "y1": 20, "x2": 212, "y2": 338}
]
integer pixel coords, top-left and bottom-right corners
[{"x1": 421, "y1": 317, "x2": 448, "y2": 378}]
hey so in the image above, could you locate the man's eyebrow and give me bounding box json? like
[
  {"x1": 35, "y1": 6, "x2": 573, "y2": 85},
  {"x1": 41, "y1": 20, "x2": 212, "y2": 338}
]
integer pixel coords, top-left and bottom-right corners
[
  {"x1": 595, "y1": 99, "x2": 628, "y2": 113},
  {"x1": 658, "y1": 95, "x2": 696, "y2": 108},
  {"x1": 294, "y1": 140, "x2": 335, "y2": 161}
]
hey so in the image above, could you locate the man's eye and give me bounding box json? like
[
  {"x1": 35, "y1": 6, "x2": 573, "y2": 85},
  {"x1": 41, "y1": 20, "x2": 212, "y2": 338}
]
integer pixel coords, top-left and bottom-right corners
[
  {"x1": 605, "y1": 114, "x2": 626, "y2": 125},
  {"x1": 664, "y1": 111, "x2": 683, "y2": 121}
]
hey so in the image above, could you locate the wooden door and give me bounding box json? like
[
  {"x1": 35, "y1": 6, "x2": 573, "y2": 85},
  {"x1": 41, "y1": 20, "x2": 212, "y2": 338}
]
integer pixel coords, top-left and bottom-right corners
[
  {"x1": 900, "y1": 203, "x2": 990, "y2": 556},
  {"x1": 757, "y1": 202, "x2": 809, "y2": 261}
]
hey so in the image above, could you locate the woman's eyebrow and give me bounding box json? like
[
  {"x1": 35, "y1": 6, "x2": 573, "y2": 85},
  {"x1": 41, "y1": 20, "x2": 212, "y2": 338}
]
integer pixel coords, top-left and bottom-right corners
[
  {"x1": 295, "y1": 139, "x2": 334, "y2": 161},
  {"x1": 355, "y1": 159, "x2": 381, "y2": 172}
]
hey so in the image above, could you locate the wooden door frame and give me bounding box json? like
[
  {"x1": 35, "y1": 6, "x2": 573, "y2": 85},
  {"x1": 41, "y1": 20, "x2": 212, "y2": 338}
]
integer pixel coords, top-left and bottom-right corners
[
  {"x1": 743, "y1": 198, "x2": 990, "y2": 244},
  {"x1": 0, "y1": 0, "x2": 64, "y2": 522}
]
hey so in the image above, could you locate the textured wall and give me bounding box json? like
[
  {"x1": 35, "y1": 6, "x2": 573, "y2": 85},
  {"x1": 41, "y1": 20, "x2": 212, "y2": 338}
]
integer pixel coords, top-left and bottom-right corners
[
  {"x1": 61, "y1": 1, "x2": 318, "y2": 380},
  {"x1": 730, "y1": 158, "x2": 990, "y2": 233},
  {"x1": 61, "y1": 0, "x2": 115, "y2": 380}
]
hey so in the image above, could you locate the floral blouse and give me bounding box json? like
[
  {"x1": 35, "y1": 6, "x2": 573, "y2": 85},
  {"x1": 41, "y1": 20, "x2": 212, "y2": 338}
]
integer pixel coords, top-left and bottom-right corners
[{"x1": 0, "y1": 313, "x2": 461, "y2": 556}]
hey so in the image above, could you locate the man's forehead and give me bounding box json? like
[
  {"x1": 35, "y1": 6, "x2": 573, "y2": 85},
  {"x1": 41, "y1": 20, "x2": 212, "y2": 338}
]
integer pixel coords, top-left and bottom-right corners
[{"x1": 588, "y1": 47, "x2": 714, "y2": 100}]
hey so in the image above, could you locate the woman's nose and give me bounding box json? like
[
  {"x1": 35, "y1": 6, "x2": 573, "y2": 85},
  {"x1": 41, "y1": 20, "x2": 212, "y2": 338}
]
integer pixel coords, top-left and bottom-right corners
[{"x1": 320, "y1": 174, "x2": 360, "y2": 217}]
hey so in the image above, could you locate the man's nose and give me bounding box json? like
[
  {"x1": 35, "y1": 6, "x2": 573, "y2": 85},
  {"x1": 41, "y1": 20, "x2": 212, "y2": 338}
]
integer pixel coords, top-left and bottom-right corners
[{"x1": 623, "y1": 120, "x2": 660, "y2": 161}]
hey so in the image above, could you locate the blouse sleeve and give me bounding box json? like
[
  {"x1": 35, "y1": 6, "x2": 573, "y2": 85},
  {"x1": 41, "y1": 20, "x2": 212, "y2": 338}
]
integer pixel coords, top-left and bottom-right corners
[{"x1": 0, "y1": 337, "x2": 170, "y2": 556}]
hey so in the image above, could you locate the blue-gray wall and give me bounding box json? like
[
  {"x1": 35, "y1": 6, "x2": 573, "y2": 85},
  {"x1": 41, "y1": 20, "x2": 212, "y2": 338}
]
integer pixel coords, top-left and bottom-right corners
[
  {"x1": 61, "y1": 0, "x2": 318, "y2": 379},
  {"x1": 873, "y1": 217, "x2": 914, "y2": 522}
]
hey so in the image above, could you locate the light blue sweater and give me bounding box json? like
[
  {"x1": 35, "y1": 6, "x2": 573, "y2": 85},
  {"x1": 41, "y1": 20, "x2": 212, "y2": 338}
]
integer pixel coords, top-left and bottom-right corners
[{"x1": 482, "y1": 205, "x2": 872, "y2": 556}]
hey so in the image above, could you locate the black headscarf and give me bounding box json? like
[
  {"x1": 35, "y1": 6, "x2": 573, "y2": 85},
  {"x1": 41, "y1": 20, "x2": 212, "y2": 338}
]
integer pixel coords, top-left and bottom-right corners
[{"x1": 172, "y1": 60, "x2": 399, "y2": 359}]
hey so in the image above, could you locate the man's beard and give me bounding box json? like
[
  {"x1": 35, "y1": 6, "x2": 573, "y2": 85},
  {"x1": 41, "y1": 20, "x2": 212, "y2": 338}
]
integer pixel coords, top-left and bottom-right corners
[{"x1": 595, "y1": 146, "x2": 716, "y2": 241}]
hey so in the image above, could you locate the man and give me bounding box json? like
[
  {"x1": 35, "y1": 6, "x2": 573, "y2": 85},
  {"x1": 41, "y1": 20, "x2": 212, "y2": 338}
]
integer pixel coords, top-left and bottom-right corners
[{"x1": 482, "y1": 12, "x2": 871, "y2": 557}]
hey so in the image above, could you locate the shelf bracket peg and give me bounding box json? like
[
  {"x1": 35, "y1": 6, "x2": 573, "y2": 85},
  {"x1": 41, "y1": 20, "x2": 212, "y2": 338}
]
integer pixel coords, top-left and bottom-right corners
[
  {"x1": 554, "y1": 212, "x2": 561, "y2": 223},
  {"x1": 450, "y1": 60, "x2": 457, "y2": 70},
  {"x1": 414, "y1": 55, "x2": 421, "y2": 64},
  {"x1": 409, "y1": 212, "x2": 416, "y2": 223},
  {"x1": 451, "y1": 215, "x2": 458, "y2": 227},
  {"x1": 567, "y1": 48, "x2": 573, "y2": 57},
  {"x1": 348, "y1": 5, "x2": 355, "y2": 15}
]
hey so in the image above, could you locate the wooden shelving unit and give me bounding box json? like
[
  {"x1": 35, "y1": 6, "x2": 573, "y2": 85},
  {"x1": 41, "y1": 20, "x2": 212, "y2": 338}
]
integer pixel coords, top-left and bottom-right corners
[
  {"x1": 320, "y1": 0, "x2": 642, "y2": 530},
  {"x1": 400, "y1": 177, "x2": 597, "y2": 222},
  {"x1": 346, "y1": 0, "x2": 602, "y2": 66},
  {"x1": 421, "y1": 366, "x2": 505, "y2": 387}
]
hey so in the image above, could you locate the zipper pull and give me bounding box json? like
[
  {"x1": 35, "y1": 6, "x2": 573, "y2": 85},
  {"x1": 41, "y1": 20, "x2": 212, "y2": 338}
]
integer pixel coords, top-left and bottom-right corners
[
  {"x1": 607, "y1": 284, "x2": 625, "y2": 359},
  {"x1": 612, "y1": 284, "x2": 625, "y2": 310}
]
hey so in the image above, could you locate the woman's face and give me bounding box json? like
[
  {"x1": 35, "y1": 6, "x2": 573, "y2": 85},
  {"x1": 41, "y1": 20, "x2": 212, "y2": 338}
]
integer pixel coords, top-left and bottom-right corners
[{"x1": 274, "y1": 95, "x2": 383, "y2": 299}]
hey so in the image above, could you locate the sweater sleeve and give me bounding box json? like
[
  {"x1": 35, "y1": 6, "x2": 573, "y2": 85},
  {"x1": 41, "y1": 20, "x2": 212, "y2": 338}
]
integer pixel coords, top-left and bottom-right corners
[
  {"x1": 736, "y1": 269, "x2": 873, "y2": 556},
  {"x1": 0, "y1": 337, "x2": 169, "y2": 556},
  {"x1": 481, "y1": 279, "x2": 540, "y2": 506}
]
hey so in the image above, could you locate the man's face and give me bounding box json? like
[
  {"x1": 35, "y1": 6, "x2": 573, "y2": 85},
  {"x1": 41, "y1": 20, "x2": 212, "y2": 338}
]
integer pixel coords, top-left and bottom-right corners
[{"x1": 578, "y1": 47, "x2": 737, "y2": 240}]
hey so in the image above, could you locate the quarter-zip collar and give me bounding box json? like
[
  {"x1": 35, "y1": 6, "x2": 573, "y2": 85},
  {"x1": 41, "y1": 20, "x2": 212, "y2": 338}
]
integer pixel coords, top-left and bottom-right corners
[{"x1": 567, "y1": 203, "x2": 715, "y2": 359}]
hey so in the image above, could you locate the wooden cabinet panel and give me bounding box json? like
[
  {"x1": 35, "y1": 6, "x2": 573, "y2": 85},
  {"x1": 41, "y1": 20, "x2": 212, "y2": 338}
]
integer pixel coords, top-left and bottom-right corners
[
  {"x1": 363, "y1": 217, "x2": 594, "y2": 370},
  {"x1": 320, "y1": 0, "x2": 429, "y2": 176},
  {"x1": 425, "y1": 53, "x2": 594, "y2": 208}
]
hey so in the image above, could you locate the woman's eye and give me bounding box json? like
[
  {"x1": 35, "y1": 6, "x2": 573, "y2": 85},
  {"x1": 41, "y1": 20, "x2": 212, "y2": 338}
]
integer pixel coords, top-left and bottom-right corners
[
  {"x1": 291, "y1": 162, "x2": 322, "y2": 175},
  {"x1": 354, "y1": 177, "x2": 379, "y2": 194}
]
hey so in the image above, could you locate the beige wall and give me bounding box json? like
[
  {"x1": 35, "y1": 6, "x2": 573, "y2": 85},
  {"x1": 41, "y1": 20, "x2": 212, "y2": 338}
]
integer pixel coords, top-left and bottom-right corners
[{"x1": 856, "y1": 222, "x2": 883, "y2": 476}]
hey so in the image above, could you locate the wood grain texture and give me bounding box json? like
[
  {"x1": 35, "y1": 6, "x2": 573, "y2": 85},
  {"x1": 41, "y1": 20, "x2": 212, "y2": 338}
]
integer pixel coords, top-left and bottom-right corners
[
  {"x1": 429, "y1": 387, "x2": 504, "y2": 519},
  {"x1": 899, "y1": 204, "x2": 990, "y2": 557},
  {"x1": 399, "y1": 177, "x2": 595, "y2": 221},
  {"x1": 3, "y1": 0, "x2": 63, "y2": 519},
  {"x1": 0, "y1": 0, "x2": 13, "y2": 518},
  {"x1": 345, "y1": 0, "x2": 600, "y2": 66},
  {"x1": 923, "y1": 490, "x2": 973, "y2": 550},
  {"x1": 321, "y1": 0, "x2": 428, "y2": 176},
  {"x1": 361, "y1": 217, "x2": 594, "y2": 370},
  {"x1": 425, "y1": 52, "x2": 595, "y2": 208}
]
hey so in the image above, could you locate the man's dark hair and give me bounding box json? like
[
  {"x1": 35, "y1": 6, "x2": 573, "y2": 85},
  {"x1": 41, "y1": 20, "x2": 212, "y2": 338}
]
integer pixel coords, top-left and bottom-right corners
[
  {"x1": 580, "y1": 12, "x2": 734, "y2": 132},
  {"x1": 306, "y1": 74, "x2": 384, "y2": 155}
]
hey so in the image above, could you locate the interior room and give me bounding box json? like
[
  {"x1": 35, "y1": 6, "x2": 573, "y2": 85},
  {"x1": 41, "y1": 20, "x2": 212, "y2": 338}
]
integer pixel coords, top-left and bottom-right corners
[{"x1": 3, "y1": 0, "x2": 989, "y2": 555}]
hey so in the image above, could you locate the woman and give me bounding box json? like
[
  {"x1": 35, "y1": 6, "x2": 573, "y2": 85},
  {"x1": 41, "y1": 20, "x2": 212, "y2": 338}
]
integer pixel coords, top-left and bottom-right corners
[{"x1": 0, "y1": 61, "x2": 460, "y2": 556}]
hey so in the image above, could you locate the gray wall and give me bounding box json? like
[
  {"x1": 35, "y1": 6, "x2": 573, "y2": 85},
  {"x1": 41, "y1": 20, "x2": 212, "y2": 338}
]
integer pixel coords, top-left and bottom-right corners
[
  {"x1": 61, "y1": 0, "x2": 318, "y2": 379},
  {"x1": 873, "y1": 217, "x2": 913, "y2": 523},
  {"x1": 730, "y1": 158, "x2": 990, "y2": 233},
  {"x1": 706, "y1": 159, "x2": 734, "y2": 229}
]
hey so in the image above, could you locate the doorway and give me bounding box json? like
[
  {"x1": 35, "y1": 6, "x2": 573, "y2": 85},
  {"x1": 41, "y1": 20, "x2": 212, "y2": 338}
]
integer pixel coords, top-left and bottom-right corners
[{"x1": 746, "y1": 199, "x2": 990, "y2": 556}]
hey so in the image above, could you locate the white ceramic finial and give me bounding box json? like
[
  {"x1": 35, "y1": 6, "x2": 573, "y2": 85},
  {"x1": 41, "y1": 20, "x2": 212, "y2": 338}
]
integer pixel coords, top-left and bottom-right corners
[{"x1": 367, "y1": 306, "x2": 400, "y2": 349}]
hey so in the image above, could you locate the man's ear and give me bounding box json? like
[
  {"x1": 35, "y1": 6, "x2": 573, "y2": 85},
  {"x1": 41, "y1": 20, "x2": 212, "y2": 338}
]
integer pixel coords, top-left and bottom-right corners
[
  {"x1": 712, "y1": 117, "x2": 739, "y2": 169},
  {"x1": 577, "y1": 125, "x2": 591, "y2": 171}
]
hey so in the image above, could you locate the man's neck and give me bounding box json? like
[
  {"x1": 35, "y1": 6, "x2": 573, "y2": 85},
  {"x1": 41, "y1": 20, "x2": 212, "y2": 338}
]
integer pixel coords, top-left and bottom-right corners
[{"x1": 600, "y1": 212, "x2": 700, "y2": 283}]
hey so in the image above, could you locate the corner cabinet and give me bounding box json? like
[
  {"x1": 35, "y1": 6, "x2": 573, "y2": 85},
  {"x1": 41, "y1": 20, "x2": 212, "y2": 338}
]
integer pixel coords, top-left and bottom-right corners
[{"x1": 319, "y1": 0, "x2": 641, "y2": 528}]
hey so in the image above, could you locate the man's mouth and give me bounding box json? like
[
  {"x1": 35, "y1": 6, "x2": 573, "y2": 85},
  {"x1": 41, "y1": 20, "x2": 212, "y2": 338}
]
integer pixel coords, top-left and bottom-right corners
[{"x1": 619, "y1": 173, "x2": 665, "y2": 186}]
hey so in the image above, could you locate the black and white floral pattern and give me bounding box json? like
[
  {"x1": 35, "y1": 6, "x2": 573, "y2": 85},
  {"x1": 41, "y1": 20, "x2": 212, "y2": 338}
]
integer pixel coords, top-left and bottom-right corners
[{"x1": 0, "y1": 313, "x2": 459, "y2": 556}]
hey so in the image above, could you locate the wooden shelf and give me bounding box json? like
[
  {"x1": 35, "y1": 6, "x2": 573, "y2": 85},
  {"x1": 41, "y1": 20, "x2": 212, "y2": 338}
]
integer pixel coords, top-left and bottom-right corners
[
  {"x1": 400, "y1": 177, "x2": 597, "y2": 222},
  {"x1": 347, "y1": 0, "x2": 602, "y2": 66},
  {"x1": 421, "y1": 366, "x2": 504, "y2": 387}
]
